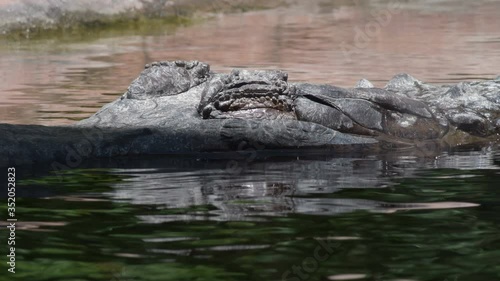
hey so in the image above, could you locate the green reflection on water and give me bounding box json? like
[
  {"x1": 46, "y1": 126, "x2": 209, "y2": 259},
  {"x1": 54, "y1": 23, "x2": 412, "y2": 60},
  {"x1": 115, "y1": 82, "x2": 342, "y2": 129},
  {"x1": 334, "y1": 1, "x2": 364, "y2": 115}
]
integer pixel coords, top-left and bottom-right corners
[{"x1": 3, "y1": 165, "x2": 500, "y2": 281}]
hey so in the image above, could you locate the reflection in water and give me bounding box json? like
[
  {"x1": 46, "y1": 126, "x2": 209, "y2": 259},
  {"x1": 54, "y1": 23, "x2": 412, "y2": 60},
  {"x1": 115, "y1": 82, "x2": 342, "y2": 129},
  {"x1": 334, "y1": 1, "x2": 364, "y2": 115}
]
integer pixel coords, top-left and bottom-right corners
[
  {"x1": 1, "y1": 0, "x2": 500, "y2": 124},
  {"x1": 105, "y1": 149, "x2": 495, "y2": 222},
  {"x1": 14, "y1": 148, "x2": 500, "y2": 281},
  {"x1": 4, "y1": 1, "x2": 500, "y2": 280}
]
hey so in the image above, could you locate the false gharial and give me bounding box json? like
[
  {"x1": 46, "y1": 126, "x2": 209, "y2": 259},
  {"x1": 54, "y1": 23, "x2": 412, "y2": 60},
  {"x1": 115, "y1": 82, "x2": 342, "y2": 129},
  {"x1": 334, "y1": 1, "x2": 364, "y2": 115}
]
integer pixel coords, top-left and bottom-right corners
[{"x1": 2, "y1": 60, "x2": 499, "y2": 166}]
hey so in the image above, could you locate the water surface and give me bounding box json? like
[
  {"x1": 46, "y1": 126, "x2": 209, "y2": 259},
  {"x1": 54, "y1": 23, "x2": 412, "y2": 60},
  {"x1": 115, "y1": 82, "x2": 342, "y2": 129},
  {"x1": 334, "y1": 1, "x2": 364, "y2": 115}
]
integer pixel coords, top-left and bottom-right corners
[
  {"x1": 5, "y1": 148, "x2": 500, "y2": 281},
  {"x1": 1, "y1": 0, "x2": 500, "y2": 124},
  {"x1": 1, "y1": 1, "x2": 500, "y2": 280}
]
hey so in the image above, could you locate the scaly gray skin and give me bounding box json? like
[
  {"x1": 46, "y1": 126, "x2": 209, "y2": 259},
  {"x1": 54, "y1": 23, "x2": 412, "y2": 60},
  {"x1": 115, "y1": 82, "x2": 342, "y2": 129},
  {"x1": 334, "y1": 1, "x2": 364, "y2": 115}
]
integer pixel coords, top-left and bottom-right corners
[
  {"x1": 126, "y1": 61, "x2": 210, "y2": 99},
  {"x1": 386, "y1": 73, "x2": 500, "y2": 138},
  {"x1": 196, "y1": 63, "x2": 499, "y2": 145},
  {"x1": 1, "y1": 60, "x2": 499, "y2": 167}
]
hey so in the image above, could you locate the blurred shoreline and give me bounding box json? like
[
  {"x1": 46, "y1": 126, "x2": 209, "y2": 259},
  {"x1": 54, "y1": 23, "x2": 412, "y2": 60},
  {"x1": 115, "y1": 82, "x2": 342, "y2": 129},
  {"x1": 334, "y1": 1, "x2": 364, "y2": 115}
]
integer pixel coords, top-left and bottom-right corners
[
  {"x1": 1, "y1": 0, "x2": 493, "y2": 39},
  {"x1": 0, "y1": 0, "x2": 287, "y2": 38}
]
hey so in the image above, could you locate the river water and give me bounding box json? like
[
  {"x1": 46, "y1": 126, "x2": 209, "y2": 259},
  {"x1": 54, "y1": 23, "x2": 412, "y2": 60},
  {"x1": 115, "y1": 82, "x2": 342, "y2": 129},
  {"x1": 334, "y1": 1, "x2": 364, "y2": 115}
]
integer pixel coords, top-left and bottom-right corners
[{"x1": 1, "y1": 1, "x2": 500, "y2": 281}]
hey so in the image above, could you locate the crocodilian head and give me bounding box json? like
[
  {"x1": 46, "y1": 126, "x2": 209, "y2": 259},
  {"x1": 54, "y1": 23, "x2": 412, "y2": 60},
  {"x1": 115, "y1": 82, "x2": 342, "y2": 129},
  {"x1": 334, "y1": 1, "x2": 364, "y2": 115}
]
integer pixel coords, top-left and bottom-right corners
[{"x1": 197, "y1": 69, "x2": 296, "y2": 120}]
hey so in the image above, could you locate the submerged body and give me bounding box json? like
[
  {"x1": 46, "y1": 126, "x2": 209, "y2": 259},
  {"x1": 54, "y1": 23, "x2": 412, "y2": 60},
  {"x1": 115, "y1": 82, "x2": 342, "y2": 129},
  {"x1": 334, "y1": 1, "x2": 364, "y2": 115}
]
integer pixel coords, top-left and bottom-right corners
[{"x1": 1, "y1": 61, "x2": 499, "y2": 166}]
